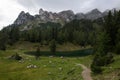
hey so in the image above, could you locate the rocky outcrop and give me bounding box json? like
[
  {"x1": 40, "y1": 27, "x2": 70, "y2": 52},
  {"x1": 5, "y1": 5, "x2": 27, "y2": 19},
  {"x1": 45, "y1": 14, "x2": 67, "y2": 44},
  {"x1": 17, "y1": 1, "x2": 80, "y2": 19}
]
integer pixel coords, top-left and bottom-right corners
[
  {"x1": 14, "y1": 9, "x2": 75, "y2": 25},
  {"x1": 14, "y1": 11, "x2": 34, "y2": 25},
  {"x1": 75, "y1": 13, "x2": 85, "y2": 20},
  {"x1": 75, "y1": 9, "x2": 103, "y2": 20},
  {"x1": 58, "y1": 10, "x2": 75, "y2": 22},
  {"x1": 36, "y1": 9, "x2": 75, "y2": 23},
  {"x1": 85, "y1": 9, "x2": 102, "y2": 20}
]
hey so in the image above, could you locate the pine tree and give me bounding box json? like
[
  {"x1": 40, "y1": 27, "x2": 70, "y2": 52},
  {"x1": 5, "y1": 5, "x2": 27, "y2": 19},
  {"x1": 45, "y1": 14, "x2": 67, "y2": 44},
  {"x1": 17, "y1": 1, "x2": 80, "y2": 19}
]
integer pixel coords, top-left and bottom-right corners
[
  {"x1": 0, "y1": 32, "x2": 8, "y2": 50},
  {"x1": 104, "y1": 11, "x2": 117, "y2": 50},
  {"x1": 49, "y1": 39, "x2": 56, "y2": 54},
  {"x1": 35, "y1": 45, "x2": 41, "y2": 60},
  {"x1": 9, "y1": 27, "x2": 20, "y2": 45},
  {"x1": 91, "y1": 31, "x2": 114, "y2": 73},
  {"x1": 115, "y1": 29, "x2": 120, "y2": 54}
]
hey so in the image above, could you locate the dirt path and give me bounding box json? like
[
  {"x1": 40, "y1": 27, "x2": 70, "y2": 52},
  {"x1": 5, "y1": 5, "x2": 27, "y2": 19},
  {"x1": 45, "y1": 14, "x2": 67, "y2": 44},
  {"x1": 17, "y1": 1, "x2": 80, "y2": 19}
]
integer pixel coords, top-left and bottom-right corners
[{"x1": 76, "y1": 64, "x2": 92, "y2": 80}]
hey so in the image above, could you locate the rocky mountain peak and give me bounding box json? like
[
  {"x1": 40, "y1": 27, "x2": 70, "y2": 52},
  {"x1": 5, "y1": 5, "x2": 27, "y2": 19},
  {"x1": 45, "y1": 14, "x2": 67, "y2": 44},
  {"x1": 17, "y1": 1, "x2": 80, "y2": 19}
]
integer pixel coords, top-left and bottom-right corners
[
  {"x1": 14, "y1": 11, "x2": 34, "y2": 25},
  {"x1": 59, "y1": 10, "x2": 74, "y2": 15},
  {"x1": 90, "y1": 9, "x2": 101, "y2": 14},
  {"x1": 19, "y1": 11, "x2": 25, "y2": 16},
  {"x1": 58, "y1": 10, "x2": 75, "y2": 22},
  {"x1": 75, "y1": 13, "x2": 85, "y2": 20},
  {"x1": 85, "y1": 8, "x2": 102, "y2": 20},
  {"x1": 39, "y1": 8, "x2": 45, "y2": 15}
]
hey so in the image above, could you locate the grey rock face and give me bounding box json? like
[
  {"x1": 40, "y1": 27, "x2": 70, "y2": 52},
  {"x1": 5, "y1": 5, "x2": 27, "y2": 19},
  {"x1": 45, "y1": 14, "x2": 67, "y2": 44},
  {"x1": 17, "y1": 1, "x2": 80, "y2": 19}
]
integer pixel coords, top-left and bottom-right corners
[
  {"x1": 75, "y1": 13, "x2": 85, "y2": 20},
  {"x1": 39, "y1": 8, "x2": 45, "y2": 15},
  {"x1": 85, "y1": 9, "x2": 102, "y2": 20},
  {"x1": 75, "y1": 9, "x2": 103, "y2": 20},
  {"x1": 38, "y1": 9, "x2": 75, "y2": 23},
  {"x1": 58, "y1": 10, "x2": 75, "y2": 22},
  {"x1": 37, "y1": 9, "x2": 59, "y2": 22},
  {"x1": 14, "y1": 11, "x2": 34, "y2": 25},
  {"x1": 103, "y1": 10, "x2": 109, "y2": 16}
]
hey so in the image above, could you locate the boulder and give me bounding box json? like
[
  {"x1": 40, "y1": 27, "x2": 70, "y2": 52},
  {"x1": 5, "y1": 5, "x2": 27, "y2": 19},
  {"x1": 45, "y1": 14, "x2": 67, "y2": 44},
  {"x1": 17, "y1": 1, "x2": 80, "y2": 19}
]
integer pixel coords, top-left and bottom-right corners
[{"x1": 9, "y1": 53, "x2": 22, "y2": 60}]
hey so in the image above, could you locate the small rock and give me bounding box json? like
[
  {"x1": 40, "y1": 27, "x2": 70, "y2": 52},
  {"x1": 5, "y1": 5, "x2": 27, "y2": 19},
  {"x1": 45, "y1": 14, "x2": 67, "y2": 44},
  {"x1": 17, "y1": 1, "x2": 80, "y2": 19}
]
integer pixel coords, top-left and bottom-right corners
[
  {"x1": 29, "y1": 59, "x2": 31, "y2": 61},
  {"x1": 27, "y1": 65, "x2": 30, "y2": 69},
  {"x1": 19, "y1": 60, "x2": 24, "y2": 63},
  {"x1": 60, "y1": 56, "x2": 64, "y2": 59},
  {"x1": 26, "y1": 64, "x2": 37, "y2": 69},
  {"x1": 26, "y1": 58, "x2": 29, "y2": 60},
  {"x1": 49, "y1": 61, "x2": 52, "y2": 63},
  {"x1": 48, "y1": 72, "x2": 51, "y2": 75},
  {"x1": 109, "y1": 67, "x2": 112, "y2": 69},
  {"x1": 34, "y1": 65, "x2": 37, "y2": 68},
  {"x1": 49, "y1": 56, "x2": 54, "y2": 58},
  {"x1": 43, "y1": 65, "x2": 47, "y2": 67},
  {"x1": 59, "y1": 67, "x2": 63, "y2": 71}
]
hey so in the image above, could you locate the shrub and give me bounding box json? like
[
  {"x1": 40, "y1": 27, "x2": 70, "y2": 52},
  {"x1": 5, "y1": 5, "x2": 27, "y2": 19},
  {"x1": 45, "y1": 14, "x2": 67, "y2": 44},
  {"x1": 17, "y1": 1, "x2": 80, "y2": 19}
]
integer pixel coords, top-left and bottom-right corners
[{"x1": 91, "y1": 64, "x2": 102, "y2": 74}]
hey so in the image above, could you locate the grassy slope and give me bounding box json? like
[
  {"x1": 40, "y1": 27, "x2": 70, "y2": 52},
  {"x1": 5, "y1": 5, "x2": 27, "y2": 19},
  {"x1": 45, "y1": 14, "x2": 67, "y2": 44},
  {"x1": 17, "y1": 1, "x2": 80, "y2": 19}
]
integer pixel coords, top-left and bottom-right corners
[
  {"x1": 8, "y1": 41, "x2": 91, "y2": 51},
  {"x1": 0, "y1": 41, "x2": 92, "y2": 80},
  {"x1": 0, "y1": 56, "x2": 88, "y2": 80}
]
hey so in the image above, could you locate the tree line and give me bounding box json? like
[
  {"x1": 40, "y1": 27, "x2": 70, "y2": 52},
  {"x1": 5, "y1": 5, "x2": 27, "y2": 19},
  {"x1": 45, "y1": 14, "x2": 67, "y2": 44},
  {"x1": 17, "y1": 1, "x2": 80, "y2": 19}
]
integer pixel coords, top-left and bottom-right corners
[
  {"x1": 91, "y1": 10, "x2": 120, "y2": 73},
  {"x1": 0, "y1": 19, "x2": 101, "y2": 50}
]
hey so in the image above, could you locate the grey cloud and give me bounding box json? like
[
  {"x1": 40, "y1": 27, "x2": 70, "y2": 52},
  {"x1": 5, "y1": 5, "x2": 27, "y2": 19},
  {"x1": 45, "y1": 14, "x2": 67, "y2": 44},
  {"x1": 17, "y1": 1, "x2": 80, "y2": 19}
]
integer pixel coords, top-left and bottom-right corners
[
  {"x1": 88, "y1": 0, "x2": 120, "y2": 12},
  {"x1": 17, "y1": 0, "x2": 35, "y2": 8},
  {"x1": 14, "y1": 0, "x2": 120, "y2": 13},
  {"x1": 16, "y1": 0, "x2": 84, "y2": 12},
  {"x1": 0, "y1": 14, "x2": 6, "y2": 21},
  {"x1": 0, "y1": 15, "x2": 4, "y2": 21}
]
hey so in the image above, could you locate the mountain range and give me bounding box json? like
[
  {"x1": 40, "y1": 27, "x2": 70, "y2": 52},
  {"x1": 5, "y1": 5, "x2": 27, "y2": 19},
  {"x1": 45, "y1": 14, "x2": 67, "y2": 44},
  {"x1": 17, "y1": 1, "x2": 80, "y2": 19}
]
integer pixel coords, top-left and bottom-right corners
[{"x1": 12, "y1": 8, "x2": 118, "y2": 31}]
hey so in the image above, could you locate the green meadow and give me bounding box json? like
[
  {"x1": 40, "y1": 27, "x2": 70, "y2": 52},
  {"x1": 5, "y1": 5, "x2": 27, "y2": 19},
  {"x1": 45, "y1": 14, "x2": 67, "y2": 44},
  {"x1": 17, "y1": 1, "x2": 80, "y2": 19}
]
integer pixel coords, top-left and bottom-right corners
[{"x1": 0, "y1": 42, "x2": 92, "y2": 80}]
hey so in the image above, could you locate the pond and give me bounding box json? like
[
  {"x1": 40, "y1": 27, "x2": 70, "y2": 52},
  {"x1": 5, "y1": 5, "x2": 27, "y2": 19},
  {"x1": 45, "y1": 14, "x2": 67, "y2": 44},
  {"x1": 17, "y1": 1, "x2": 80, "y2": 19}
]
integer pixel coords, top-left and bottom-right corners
[{"x1": 25, "y1": 48, "x2": 93, "y2": 57}]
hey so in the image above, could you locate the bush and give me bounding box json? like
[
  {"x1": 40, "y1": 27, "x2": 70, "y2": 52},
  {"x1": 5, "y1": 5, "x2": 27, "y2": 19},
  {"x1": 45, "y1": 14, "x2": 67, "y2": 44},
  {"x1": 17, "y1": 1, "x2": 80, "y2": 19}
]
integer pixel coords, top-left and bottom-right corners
[
  {"x1": 0, "y1": 44, "x2": 6, "y2": 51},
  {"x1": 91, "y1": 52, "x2": 114, "y2": 74},
  {"x1": 91, "y1": 64, "x2": 102, "y2": 74},
  {"x1": 105, "y1": 53, "x2": 114, "y2": 65}
]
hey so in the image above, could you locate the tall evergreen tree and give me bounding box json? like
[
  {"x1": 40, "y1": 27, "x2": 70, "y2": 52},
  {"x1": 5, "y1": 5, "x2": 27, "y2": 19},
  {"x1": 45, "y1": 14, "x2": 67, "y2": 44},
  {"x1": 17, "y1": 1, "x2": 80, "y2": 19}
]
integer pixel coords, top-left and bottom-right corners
[
  {"x1": 9, "y1": 27, "x2": 20, "y2": 44},
  {"x1": 49, "y1": 39, "x2": 56, "y2": 54},
  {"x1": 35, "y1": 45, "x2": 41, "y2": 60},
  {"x1": 104, "y1": 11, "x2": 117, "y2": 50},
  {"x1": 0, "y1": 32, "x2": 8, "y2": 50}
]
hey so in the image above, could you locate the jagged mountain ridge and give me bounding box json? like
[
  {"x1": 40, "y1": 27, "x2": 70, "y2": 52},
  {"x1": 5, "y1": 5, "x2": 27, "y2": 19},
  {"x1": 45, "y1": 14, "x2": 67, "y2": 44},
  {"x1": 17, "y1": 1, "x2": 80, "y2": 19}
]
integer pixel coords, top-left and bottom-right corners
[
  {"x1": 14, "y1": 8, "x2": 75, "y2": 25},
  {"x1": 14, "y1": 11, "x2": 34, "y2": 25},
  {"x1": 14, "y1": 8, "x2": 118, "y2": 26}
]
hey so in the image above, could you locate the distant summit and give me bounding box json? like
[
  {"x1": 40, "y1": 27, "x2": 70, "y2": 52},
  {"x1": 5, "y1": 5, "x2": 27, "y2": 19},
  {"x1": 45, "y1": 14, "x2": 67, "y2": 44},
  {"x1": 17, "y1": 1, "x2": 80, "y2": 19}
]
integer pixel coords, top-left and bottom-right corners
[
  {"x1": 14, "y1": 11, "x2": 34, "y2": 25},
  {"x1": 13, "y1": 8, "x2": 118, "y2": 25}
]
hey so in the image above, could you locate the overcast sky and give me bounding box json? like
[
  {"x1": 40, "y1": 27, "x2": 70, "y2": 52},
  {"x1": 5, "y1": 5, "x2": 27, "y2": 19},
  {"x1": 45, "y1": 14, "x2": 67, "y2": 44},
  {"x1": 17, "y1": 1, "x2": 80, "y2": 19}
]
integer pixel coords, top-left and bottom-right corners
[{"x1": 0, "y1": 0, "x2": 120, "y2": 30}]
